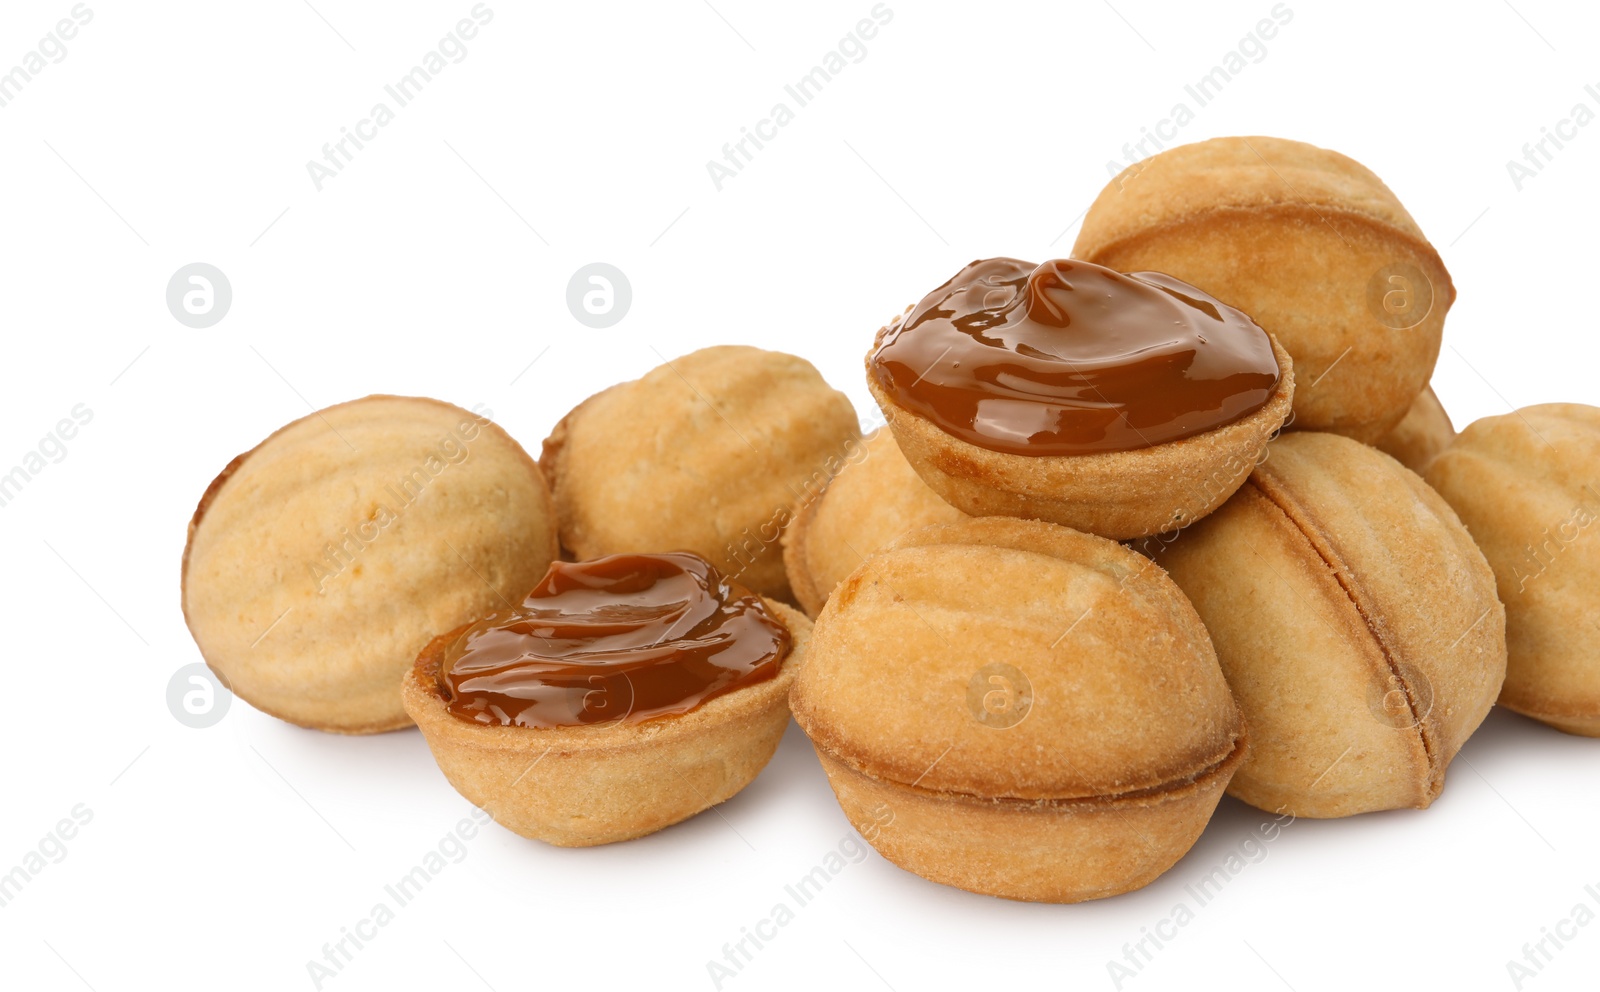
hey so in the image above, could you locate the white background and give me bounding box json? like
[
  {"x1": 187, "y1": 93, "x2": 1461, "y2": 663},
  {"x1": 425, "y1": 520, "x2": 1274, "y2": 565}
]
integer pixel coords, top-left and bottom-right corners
[{"x1": 2, "y1": 1, "x2": 1598, "y2": 989}]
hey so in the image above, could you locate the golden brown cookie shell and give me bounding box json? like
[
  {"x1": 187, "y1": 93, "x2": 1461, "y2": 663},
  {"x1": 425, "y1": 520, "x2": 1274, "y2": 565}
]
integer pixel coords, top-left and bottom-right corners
[
  {"x1": 1424, "y1": 404, "x2": 1600, "y2": 736},
  {"x1": 780, "y1": 429, "x2": 966, "y2": 617},
  {"x1": 792, "y1": 517, "x2": 1244, "y2": 900},
  {"x1": 864, "y1": 335, "x2": 1294, "y2": 540},
  {"x1": 403, "y1": 599, "x2": 810, "y2": 846},
  {"x1": 182, "y1": 395, "x2": 560, "y2": 734},
  {"x1": 1375, "y1": 385, "x2": 1455, "y2": 474},
  {"x1": 1157, "y1": 432, "x2": 1506, "y2": 816},
  {"x1": 1074, "y1": 136, "x2": 1451, "y2": 443},
  {"x1": 794, "y1": 519, "x2": 1242, "y2": 798},
  {"x1": 814, "y1": 743, "x2": 1244, "y2": 903},
  {"x1": 540, "y1": 346, "x2": 860, "y2": 601}
]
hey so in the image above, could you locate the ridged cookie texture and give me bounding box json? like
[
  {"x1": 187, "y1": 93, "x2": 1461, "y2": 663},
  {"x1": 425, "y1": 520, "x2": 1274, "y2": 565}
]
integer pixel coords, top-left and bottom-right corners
[
  {"x1": 182, "y1": 395, "x2": 559, "y2": 734},
  {"x1": 541, "y1": 346, "x2": 860, "y2": 601},
  {"x1": 1426, "y1": 404, "x2": 1600, "y2": 736},
  {"x1": 792, "y1": 517, "x2": 1245, "y2": 903},
  {"x1": 1156, "y1": 432, "x2": 1506, "y2": 817}
]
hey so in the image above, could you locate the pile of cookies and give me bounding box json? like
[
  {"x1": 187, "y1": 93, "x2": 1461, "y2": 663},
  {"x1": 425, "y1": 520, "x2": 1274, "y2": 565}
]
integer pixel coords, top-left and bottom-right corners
[{"x1": 182, "y1": 136, "x2": 1599, "y2": 903}]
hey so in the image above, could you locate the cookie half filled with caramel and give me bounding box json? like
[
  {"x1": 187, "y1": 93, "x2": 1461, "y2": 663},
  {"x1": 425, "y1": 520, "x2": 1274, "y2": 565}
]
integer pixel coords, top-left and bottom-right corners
[
  {"x1": 402, "y1": 551, "x2": 809, "y2": 846},
  {"x1": 866, "y1": 258, "x2": 1295, "y2": 539}
]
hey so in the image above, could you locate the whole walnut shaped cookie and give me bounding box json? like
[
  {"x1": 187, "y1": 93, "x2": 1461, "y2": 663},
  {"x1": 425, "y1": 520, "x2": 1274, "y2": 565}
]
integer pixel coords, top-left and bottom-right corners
[
  {"x1": 541, "y1": 346, "x2": 860, "y2": 601},
  {"x1": 1425, "y1": 404, "x2": 1600, "y2": 736},
  {"x1": 791, "y1": 517, "x2": 1246, "y2": 902},
  {"x1": 1075, "y1": 136, "x2": 1452, "y2": 442},
  {"x1": 182, "y1": 396, "x2": 560, "y2": 733},
  {"x1": 1154, "y1": 432, "x2": 1506, "y2": 817}
]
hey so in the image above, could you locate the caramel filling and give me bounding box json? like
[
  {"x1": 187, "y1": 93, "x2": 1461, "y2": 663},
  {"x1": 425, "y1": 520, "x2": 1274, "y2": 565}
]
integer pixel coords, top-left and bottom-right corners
[
  {"x1": 437, "y1": 552, "x2": 789, "y2": 728},
  {"x1": 869, "y1": 258, "x2": 1280, "y2": 456}
]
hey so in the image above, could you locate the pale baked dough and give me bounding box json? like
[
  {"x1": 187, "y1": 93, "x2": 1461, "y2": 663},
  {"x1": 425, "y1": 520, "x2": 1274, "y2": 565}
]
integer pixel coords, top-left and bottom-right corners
[
  {"x1": 541, "y1": 346, "x2": 860, "y2": 601},
  {"x1": 1074, "y1": 136, "x2": 1451, "y2": 443},
  {"x1": 1157, "y1": 432, "x2": 1506, "y2": 816},
  {"x1": 403, "y1": 600, "x2": 809, "y2": 846},
  {"x1": 781, "y1": 429, "x2": 966, "y2": 616},
  {"x1": 791, "y1": 517, "x2": 1244, "y2": 902},
  {"x1": 183, "y1": 395, "x2": 559, "y2": 734},
  {"x1": 867, "y1": 335, "x2": 1295, "y2": 540},
  {"x1": 1376, "y1": 385, "x2": 1454, "y2": 474},
  {"x1": 1425, "y1": 404, "x2": 1600, "y2": 736}
]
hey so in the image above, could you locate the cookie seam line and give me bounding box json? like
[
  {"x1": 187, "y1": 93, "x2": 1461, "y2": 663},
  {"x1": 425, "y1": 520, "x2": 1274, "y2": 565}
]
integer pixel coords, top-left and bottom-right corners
[
  {"x1": 1243, "y1": 475, "x2": 1438, "y2": 777},
  {"x1": 800, "y1": 720, "x2": 1246, "y2": 809},
  {"x1": 901, "y1": 737, "x2": 1243, "y2": 809},
  {"x1": 1084, "y1": 200, "x2": 1445, "y2": 267}
]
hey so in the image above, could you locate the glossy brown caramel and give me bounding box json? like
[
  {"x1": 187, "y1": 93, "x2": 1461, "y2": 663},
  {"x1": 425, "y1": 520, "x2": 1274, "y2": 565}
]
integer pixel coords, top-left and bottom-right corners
[
  {"x1": 869, "y1": 258, "x2": 1281, "y2": 456},
  {"x1": 437, "y1": 552, "x2": 789, "y2": 728}
]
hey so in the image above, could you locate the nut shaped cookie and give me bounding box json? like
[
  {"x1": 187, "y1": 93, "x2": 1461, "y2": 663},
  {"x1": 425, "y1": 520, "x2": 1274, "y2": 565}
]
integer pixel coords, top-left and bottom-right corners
[
  {"x1": 1074, "y1": 136, "x2": 1451, "y2": 442},
  {"x1": 183, "y1": 396, "x2": 559, "y2": 733},
  {"x1": 541, "y1": 346, "x2": 860, "y2": 600},
  {"x1": 791, "y1": 518, "x2": 1245, "y2": 902},
  {"x1": 1425, "y1": 404, "x2": 1600, "y2": 736},
  {"x1": 1156, "y1": 432, "x2": 1506, "y2": 817}
]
